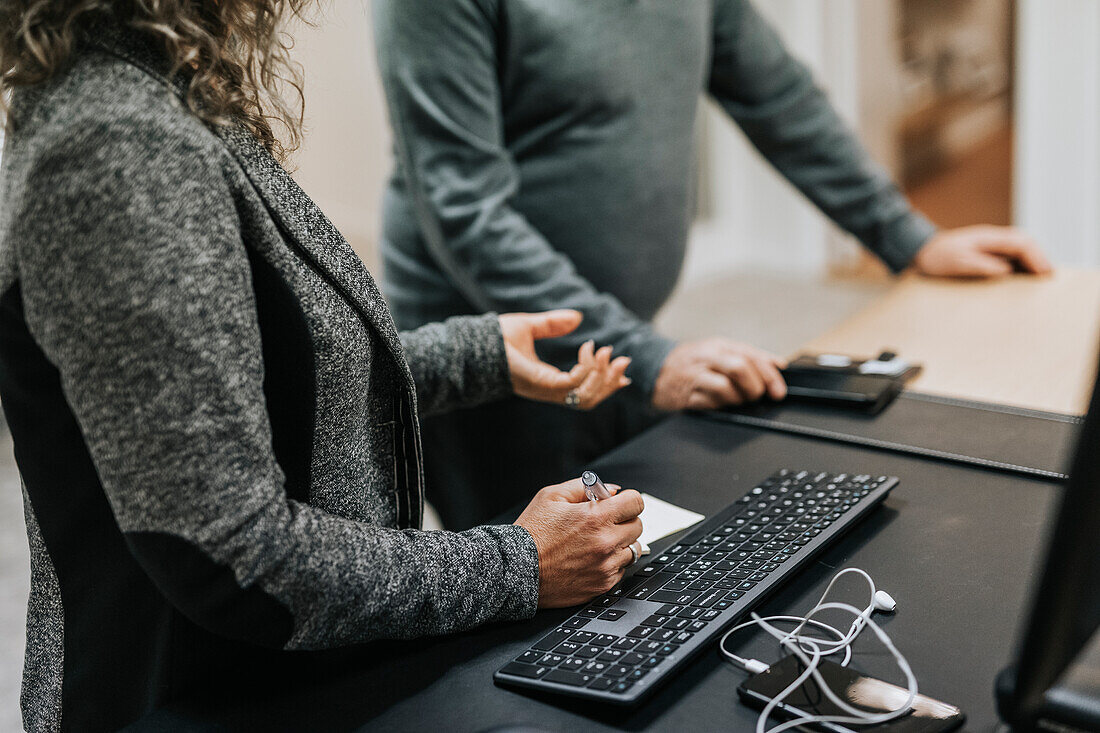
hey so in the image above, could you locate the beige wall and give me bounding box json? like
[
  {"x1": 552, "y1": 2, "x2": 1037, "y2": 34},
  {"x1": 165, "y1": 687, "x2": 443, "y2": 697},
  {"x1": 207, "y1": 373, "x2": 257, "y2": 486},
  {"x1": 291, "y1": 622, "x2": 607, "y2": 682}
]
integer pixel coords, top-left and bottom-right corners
[{"x1": 285, "y1": 5, "x2": 391, "y2": 272}]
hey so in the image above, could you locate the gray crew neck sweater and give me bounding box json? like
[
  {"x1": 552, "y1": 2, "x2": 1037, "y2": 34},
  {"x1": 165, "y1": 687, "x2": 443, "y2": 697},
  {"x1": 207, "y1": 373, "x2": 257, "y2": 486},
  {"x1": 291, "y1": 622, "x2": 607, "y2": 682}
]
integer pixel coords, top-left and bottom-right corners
[{"x1": 373, "y1": 0, "x2": 935, "y2": 391}]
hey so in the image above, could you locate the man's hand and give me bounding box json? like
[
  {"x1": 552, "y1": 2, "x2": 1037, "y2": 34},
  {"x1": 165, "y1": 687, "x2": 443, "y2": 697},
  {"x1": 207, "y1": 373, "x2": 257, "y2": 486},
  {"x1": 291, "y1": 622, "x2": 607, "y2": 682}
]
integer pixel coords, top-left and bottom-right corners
[
  {"x1": 515, "y1": 479, "x2": 645, "y2": 608},
  {"x1": 911, "y1": 226, "x2": 1053, "y2": 278},
  {"x1": 652, "y1": 338, "x2": 787, "y2": 411},
  {"x1": 500, "y1": 310, "x2": 631, "y2": 410}
]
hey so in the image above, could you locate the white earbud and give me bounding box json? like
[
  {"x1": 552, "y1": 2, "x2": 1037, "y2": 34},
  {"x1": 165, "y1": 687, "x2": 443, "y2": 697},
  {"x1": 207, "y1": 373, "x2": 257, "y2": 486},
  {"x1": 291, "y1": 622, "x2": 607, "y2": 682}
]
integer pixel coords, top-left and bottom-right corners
[{"x1": 873, "y1": 589, "x2": 897, "y2": 614}]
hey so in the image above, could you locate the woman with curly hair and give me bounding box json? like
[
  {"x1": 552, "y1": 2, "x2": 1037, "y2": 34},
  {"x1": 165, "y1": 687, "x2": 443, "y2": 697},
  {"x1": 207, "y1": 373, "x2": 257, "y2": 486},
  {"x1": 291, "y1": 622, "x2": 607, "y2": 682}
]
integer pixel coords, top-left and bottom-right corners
[{"x1": 0, "y1": 2, "x2": 646, "y2": 729}]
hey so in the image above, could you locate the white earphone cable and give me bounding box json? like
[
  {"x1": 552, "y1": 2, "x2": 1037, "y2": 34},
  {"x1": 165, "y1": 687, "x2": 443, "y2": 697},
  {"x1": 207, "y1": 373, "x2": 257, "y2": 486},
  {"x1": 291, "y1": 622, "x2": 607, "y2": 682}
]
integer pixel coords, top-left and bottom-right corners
[{"x1": 718, "y1": 568, "x2": 917, "y2": 733}]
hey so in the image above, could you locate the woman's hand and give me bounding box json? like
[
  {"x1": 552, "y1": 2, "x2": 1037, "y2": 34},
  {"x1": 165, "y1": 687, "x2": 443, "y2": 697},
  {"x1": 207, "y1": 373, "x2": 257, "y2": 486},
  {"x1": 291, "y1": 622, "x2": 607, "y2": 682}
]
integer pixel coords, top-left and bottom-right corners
[
  {"x1": 514, "y1": 479, "x2": 645, "y2": 607},
  {"x1": 499, "y1": 310, "x2": 632, "y2": 410}
]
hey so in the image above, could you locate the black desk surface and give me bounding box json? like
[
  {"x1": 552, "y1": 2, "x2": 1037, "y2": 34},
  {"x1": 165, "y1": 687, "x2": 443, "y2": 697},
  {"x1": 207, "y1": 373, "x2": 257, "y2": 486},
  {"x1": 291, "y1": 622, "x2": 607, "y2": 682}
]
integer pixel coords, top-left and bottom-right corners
[{"x1": 137, "y1": 414, "x2": 1063, "y2": 733}]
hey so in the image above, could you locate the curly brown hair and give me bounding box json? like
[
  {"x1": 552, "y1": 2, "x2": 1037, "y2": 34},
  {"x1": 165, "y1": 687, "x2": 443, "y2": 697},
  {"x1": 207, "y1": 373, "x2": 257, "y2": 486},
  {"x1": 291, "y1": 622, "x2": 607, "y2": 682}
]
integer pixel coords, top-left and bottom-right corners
[{"x1": 0, "y1": 0, "x2": 310, "y2": 159}]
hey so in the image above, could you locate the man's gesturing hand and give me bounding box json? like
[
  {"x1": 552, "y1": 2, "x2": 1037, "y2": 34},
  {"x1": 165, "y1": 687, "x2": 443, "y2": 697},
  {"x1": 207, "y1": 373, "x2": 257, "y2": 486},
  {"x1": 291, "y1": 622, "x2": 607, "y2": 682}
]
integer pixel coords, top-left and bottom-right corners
[
  {"x1": 652, "y1": 338, "x2": 787, "y2": 411},
  {"x1": 514, "y1": 479, "x2": 645, "y2": 608}
]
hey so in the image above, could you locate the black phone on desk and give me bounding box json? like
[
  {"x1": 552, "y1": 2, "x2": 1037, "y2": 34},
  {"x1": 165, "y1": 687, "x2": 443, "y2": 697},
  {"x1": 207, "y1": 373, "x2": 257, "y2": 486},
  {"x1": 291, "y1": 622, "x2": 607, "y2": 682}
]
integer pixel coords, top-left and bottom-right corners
[
  {"x1": 738, "y1": 656, "x2": 965, "y2": 733},
  {"x1": 780, "y1": 368, "x2": 903, "y2": 415},
  {"x1": 781, "y1": 352, "x2": 921, "y2": 415}
]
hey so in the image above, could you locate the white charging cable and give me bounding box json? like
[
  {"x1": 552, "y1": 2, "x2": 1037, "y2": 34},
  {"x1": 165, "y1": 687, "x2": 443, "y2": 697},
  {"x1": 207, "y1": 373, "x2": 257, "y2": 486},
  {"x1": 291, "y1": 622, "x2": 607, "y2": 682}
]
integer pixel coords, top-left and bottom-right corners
[{"x1": 718, "y1": 568, "x2": 917, "y2": 733}]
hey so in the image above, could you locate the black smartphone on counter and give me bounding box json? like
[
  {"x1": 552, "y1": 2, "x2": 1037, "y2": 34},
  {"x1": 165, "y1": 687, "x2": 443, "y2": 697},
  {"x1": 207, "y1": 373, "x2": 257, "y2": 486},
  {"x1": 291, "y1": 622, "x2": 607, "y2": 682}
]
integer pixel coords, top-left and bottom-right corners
[{"x1": 738, "y1": 656, "x2": 965, "y2": 733}]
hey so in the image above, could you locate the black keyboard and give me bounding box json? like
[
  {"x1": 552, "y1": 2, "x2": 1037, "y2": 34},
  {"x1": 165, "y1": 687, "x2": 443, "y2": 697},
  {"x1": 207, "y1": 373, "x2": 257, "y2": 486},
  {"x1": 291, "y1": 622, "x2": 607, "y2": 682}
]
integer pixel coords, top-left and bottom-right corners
[{"x1": 494, "y1": 469, "x2": 898, "y2": 705}]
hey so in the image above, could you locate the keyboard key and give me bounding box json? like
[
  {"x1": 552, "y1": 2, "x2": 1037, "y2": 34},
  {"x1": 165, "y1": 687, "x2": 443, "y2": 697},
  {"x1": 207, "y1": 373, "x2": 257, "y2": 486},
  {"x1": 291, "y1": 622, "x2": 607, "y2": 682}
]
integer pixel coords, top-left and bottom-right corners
[
  {"x1": 668, "y1": 544, "x2": 688, "y2": 554},
  {"x1": 642, "y1": 614, "x2": 671, "y2": 627},
  {"x1": 638, "y1": 640, "x2": 665, "y2": 654},
  {"x1": 588, "y1": 677, "x2": 616, "y2": 691},
  {"x1": 564, "y1": 617, "x2": 590, "y2": 629},
  {"x1": 612, "y1": 637, "x2": 641, "y2": 650},
  {"x1": 650, "y1": 590, "x2": 699, "y2": 605},
  {"x1": 573, "y1": 645, "x2": 602, "y2": 659},
  {"x1": 516, "y1": 650, "x2": 542, "y2": 664},
  {"x1": 687, "y1": 580, "x2": 714, "y2": 591},
  {"x1": 591, "y1": 634, "x2": 618, "y2": 646},
  {"x1": 627, "y1": 583, "x2": 660, "y2": 601},
  {"x1": 677, "y1": 606, "x2": 705, "y2": 619},
  {"x1": 641, "y1": 655, "x2": 662, "y2": 667},
  {"x1": 701, "y1": 609, "x2": 722, "y2": 621},
  {"x1": 691, "y1": 589, "x2": 726, "y2": 608},
  {"x1": 725, "y1": 589, "x2": 745, "y2": 600},
  {"x1": 543, "y1": 669, "x2": 595, "y2": 687},
  {"x1": 539, "y1": 653, "x2": 565, "y2": 666},
  {"x1": 583, "y1": 660, "x2": 610, "y2": 674},
  {"x1": 713, "y1": 599, "x2": 734, "y2": 611},
  {"x1": 652, "y1": 628, "x2": 678, "y2": 643},
  {"x1": 689, "y1": 620, "x2": 708, "y2": 633},
  {"x1": 604, "y1": 664, "x2": 632, "y2": 678},
  {"x1": 737, "y1": 581, "x2": 758, "y2": 591},
  {"x1": 598, "y1": 609, "x2": 627, "y2": 621},
  {"x1": 571, "y1": 631, "x2": 595, "y2": 643},
  {"x1": 664, "y1": 617, "x2": 691, "y2": 631},
  {"x1": 610, "y1": 680, "x2": 635, "y2": 694},
  {"x1": 559, "y1": 657, "x2": 586, "y2": 672},
  {"x1": 500, "y1": 662, "x2": 550, "y2": 679},
  {"x1": 674, "y1": 631, "x2": 694, "y2": 644},
  {"x1": 622, "y1": 652, "x2": 648, "y2": 666},
  {"x1": 657, "y1": 604, "x2": 684, "y2": 616},
  {"x1": 627, "y1": 667, "x2": 651, "y2": 681},
  {"x1": 636, "y1": 565, "x2": 659, "y2": 578},
  {"x1": 533, "y1": 629, "x2": 573, "y2": 651},
  {"x1": 662, "y1": 579, "x2": 690, "y2": 592},
  {"x1": 650, "y1": 554, "x2": 673, "y2": 565},
  {"x1": 597, "y1": 648, "x2": 625, "y2": 662},
  {"x1": 556, "y1": 641, "x2": 582, "y2": 655},
  {"x1": 578, "y1": 608, "x2": 601, "y2": 618},
  {"x1": 627, "y1": 625, "x2": 656, "y2": 639}
]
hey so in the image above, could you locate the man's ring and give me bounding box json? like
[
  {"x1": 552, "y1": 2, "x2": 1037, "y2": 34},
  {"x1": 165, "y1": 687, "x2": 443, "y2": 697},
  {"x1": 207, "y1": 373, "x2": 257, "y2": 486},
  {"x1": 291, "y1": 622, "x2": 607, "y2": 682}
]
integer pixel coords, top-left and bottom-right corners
[
  {"x1": 629, "y1": 542, "x2": 640, "y2": 565},
  {"x1": 565, "y1": 390, "x2": 581, "y2": 409}
]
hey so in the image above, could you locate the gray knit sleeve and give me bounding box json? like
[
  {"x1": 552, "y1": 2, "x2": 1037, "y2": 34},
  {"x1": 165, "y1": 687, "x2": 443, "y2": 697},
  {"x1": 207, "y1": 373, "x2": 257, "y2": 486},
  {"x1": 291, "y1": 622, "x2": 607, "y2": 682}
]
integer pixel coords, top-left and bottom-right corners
[
  {"x1": 9, "y1": 93, "x2": 538, "y2": 649},
  {"x1": 710, "y1": 0, "x2": 936, "y2": 272},
  {"x1": 399, "y1": 313, "x2": 513, "y2": 417}
]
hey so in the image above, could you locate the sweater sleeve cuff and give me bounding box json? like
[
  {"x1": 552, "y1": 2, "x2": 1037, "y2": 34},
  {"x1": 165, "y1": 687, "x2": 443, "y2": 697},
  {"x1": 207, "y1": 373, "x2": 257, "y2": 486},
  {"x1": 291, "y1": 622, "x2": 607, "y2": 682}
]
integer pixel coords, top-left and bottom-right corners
[
  {"x1": 448, "y1": 312, "x2": 514, "y2": 404},
  {"x1": 876, "y1": 211, "x2": 938, "y2": 274},
  {"x1": 487, "y1": 524, "x2": 540, "y2": 621},
  {"x1": 623, "y1": 330, "x2": 678, "y2": 397}
]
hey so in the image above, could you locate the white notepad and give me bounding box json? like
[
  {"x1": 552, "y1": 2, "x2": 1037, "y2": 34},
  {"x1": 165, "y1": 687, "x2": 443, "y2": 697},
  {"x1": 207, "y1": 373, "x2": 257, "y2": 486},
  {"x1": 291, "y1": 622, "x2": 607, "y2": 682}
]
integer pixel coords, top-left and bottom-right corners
[{"x1": 637, "y1": 493, "x2": 705, "y2": 551}]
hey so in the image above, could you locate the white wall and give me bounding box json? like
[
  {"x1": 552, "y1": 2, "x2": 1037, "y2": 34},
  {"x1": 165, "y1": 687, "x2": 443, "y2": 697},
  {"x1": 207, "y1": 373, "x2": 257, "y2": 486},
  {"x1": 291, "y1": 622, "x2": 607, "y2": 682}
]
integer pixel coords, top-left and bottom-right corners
[
  {"x1": 1015, "y1": 0, "x2": 1100, "y2": 267},
  {"x1": 286, "y1": 4, "x2": 391, "y2": 270}
]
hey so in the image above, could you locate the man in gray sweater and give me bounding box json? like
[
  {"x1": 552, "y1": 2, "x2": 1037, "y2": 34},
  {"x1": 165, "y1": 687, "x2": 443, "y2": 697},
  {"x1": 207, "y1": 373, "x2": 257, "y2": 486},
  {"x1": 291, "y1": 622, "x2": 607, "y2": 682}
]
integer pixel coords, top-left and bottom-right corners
[{"x1": 373, "y1": 0, "x2": 1051, "y2": 529}]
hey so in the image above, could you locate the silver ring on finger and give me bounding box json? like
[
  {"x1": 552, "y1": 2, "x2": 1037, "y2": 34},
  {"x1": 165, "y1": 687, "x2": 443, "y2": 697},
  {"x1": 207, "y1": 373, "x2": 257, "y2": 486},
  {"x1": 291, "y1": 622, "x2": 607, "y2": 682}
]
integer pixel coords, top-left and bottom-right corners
[{"x1": 628, "y1": 542, "x2": 640, "y2": 565}]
